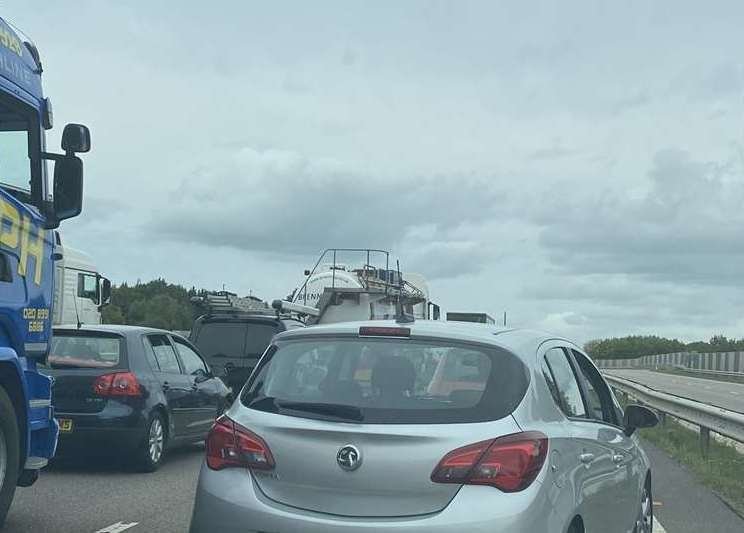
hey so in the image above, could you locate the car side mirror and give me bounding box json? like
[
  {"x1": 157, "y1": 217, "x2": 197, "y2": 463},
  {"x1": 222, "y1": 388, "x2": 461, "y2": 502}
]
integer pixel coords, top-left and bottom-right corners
[
  {"x1": 623, "y1": 404, "x2": 659, "y2": 436},
  {"x1": 194, "y1": 369, "x2": 211, "y2": 383},
  {"x1": 61, "y1": 123, "x2": 91, "y2": 153},
  {"x1": 53, "y1": 155, "x2": 83, "y2": 222}
]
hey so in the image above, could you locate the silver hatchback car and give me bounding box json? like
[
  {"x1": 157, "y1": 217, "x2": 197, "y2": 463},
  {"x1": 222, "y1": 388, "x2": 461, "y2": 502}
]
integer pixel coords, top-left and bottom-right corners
[{"x1": 190, "y1": 320, "x2": 658, "y2": 533}]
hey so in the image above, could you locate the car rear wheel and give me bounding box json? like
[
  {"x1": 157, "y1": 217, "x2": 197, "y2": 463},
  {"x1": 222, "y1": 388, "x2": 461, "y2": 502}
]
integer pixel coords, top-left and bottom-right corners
[
  {"x1": 0, "y1": 387, "x2": 20, "y2": 527},
  {"x1": 135, "y1": 413, "x2": 166, "y2": 473},
  {"x1": 635, "y1": 479, "x2": 653, "y2": 533}
]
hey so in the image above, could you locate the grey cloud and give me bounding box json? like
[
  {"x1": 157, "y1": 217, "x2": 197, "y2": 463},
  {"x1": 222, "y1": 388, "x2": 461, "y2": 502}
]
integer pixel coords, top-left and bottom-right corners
[
  {"x1": 148, "y1": 147, "x2": 505, "y2": 276},
  {"x1": 534, "y1": 148, "x2": 744, "y2": 285},
  {"x1": 11, "y1": 0, "x2": 744, "y2": 343},
  {"x1": 692, "y1": 63, "x2": 743, "y2": 101},
  {"x1": 527, "y1": 143, "x2": 584, "y2": 161},
  {"x1": 611, "y1": 90, "x2": 652, "y2": 113},
  {"x1": 405, "y1": 240, "x2": 499, "y2": 280}
]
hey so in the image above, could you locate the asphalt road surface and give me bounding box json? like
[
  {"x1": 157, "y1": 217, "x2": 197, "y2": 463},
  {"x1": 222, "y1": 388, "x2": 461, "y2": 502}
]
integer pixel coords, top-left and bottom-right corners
[
  {"x1": 5, "y1": 441, "x2": 743, "y2": 532},
  {"x1": 5, "y1": 446, "x2": 203, "y2": 533},
  {"x1": 606, "y1": 369, "x2": 744, "y2": 413}
]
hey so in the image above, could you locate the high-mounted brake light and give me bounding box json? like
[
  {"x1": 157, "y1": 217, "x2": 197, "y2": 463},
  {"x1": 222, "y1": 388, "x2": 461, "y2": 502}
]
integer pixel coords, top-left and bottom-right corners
[
  {"x1": 206, "y1": 415, "x2": 275, "y2": 471},
  {"x1": 358, "y1": 326, "x2": 411, "y2": 338},
  {"x1": 431, "y1": 431, "x2": 548, "y2": 492},
  {"x1": 92, "y1": 372, "x2": 141, "y2": 397}
]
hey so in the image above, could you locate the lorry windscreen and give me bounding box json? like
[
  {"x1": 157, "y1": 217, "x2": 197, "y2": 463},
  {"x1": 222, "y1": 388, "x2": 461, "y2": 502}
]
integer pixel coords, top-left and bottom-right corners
[{"x1": 0, "y1": 98, "x2": 38, "y2": 200}]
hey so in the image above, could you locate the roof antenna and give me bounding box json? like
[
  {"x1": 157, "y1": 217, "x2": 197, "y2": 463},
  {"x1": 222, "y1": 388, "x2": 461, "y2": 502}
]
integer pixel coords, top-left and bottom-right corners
[{"x1": 395, "y1": 260, "x2": 414, "y2": 324}]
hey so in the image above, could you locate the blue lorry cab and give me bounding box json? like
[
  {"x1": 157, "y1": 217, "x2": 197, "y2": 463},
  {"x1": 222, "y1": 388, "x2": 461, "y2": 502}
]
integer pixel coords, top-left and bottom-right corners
[{"x1": 0, "y1": 15, "x2": 91, "y2": 525}]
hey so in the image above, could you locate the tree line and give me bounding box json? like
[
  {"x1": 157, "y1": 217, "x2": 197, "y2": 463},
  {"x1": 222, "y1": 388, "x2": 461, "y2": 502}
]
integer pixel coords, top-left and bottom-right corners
[
  {"x1": 102, "y1": 279, "x2": 742, "y2": 359},
  {"x1": 101, "y1": 279, "x2": 209, "y2": 331},
  {"x1": 584, "y1": 334, "x2": 744, "y2": 360}
]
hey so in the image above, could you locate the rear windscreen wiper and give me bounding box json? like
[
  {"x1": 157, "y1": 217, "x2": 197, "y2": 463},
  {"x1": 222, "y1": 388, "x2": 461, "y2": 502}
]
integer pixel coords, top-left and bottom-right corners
[
  {"x1": 276, "y1": 401, "x2": 364, "y2": 422},
  {"x1": 247, "y1": 396, "x2": 364, "y2": 422}
]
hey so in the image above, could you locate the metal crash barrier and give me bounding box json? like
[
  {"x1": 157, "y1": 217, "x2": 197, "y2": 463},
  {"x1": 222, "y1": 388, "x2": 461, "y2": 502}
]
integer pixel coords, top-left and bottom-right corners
[{"x1": 603, "y1": 373, "x2": 744, "y2": 457}]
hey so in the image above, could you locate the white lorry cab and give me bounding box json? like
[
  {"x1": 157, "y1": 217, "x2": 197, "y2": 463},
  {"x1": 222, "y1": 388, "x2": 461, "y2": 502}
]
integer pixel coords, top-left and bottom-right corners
[{"x1": 52, "y1": 235, "x2": 112, "y2": 326}]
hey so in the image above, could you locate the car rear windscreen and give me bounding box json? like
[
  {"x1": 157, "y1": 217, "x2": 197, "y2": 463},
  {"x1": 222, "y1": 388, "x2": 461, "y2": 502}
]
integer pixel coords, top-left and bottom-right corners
[
  {"x1": 242, "y1": 337, "x2": 529, "y2": 424},
  {"x1": 47, "y1": 333, "x2": 124, "y2": 369}
]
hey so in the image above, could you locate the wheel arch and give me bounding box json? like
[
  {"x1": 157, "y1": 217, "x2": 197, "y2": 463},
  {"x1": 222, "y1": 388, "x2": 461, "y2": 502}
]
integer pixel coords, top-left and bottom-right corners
[{"x1": 151, "y1": 404, "x2": 170, "y2": 441}]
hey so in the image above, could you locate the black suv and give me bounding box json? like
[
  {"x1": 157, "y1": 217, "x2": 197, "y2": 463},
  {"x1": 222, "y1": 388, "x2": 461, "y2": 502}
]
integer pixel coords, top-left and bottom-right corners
[{"x1": 190, "y1": 313, "x2": 304, "y2": 393}]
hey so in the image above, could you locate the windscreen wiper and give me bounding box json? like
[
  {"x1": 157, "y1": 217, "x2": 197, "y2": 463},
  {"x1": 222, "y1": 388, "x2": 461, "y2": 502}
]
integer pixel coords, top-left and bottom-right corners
[{"x1": 276, "y1": 401, "x2": 364, "y2": 422}]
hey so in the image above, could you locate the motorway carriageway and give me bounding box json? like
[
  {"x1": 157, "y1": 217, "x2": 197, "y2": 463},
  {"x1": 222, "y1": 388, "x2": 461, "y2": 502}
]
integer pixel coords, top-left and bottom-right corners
[
  {"x1": 606, "y1": 369, "x2": 744, "y2": 413},
  {"x1": 5, "y1": 442, "x2": 744, "y2": 532}
]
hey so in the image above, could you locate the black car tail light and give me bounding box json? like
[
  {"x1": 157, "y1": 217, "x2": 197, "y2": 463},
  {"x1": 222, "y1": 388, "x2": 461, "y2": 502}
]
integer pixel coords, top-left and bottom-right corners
[{"x1": 92, "y1": 372, "x2": 142, "y2": 397}]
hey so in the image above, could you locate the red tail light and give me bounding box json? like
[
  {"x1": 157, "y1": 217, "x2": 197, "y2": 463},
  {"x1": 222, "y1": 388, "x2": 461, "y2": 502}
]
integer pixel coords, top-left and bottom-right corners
[
  {"x1": 431, "y1": 431, "x2": 548, "y2": 492},
  {"x1": 206, "y1": 415, "x2": 275, "y2": 471},
  {"x1": 92, "y1": 372, "x2": 141, "y2": 397}
]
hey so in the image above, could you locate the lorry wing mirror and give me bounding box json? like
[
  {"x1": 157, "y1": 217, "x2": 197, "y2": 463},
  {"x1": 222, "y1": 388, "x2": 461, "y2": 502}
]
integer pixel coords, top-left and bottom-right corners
[
  {"x1": 53, "y1": 155, "x2": 83, "y2": 221},
  {"x1": 61, "y1": 123, "x2": 91, "y2": 153},
  {"x1": 99, "y1": 277, "x2": 112, "y2": 307}
]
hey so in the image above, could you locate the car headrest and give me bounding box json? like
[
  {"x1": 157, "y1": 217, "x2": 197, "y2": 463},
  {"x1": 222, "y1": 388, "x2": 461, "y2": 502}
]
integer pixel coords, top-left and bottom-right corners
[{"x1": 371, "y1": 355, "x2": 415, "y2": 394}]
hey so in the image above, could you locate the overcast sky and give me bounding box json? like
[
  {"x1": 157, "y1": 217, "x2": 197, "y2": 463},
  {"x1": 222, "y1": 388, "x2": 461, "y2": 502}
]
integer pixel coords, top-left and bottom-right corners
[{"x1": 8, "y1": 1, "x2": 744, "y2": 344}]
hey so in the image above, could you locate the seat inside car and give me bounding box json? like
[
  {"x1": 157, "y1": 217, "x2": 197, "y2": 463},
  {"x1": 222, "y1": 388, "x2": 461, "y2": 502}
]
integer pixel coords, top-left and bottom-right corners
[
  {"x1": 371, "y1": 355, "x2": 416, "y2": 406},
  {"x1": 319, "y1": 378, "x2": 363, "y2": 404}
]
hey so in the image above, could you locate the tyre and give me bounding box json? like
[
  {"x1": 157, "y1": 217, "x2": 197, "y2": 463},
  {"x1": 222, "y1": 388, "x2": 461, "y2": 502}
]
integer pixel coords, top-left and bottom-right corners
[
  {"x1": 135, "y1": 412, "x2": 166, "y2": 473},
  {"x1": 635, "y1": 478, "x2": 653, "y2": 533},
  {"x1": 0, "y1": 387, "x2": 20, "y2": 527}
]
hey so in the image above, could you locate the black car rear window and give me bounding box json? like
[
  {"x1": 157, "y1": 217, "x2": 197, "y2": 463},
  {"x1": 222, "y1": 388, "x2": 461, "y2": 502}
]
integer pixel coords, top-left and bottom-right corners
[
  {"x1": 242, "y1": 337, "x2": 529, "y2": 424},
  {"x1": 245, "y1": 324, "x2": 280, "y2": 357},
  {"x1": 195, "y1": 322, "x2": 278, "y2": 360},
  {"x1": 46, "y1": 332, "x2": 125, "y2": 369}
]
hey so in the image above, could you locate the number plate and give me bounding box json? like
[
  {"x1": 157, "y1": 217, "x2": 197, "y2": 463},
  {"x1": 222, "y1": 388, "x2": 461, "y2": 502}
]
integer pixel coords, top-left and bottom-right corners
[{"x1": 58, "y1": 418, "x2": 73, "y2": 433}]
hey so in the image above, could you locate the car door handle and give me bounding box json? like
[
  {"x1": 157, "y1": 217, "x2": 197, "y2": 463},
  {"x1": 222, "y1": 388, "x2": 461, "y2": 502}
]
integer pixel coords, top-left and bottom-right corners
[
  {"x1": 612, "y1": 454, "x2": 624, "y2": 464},
  {"x1": 579, "y1": 453, "x2": 595, "y2": 464}
]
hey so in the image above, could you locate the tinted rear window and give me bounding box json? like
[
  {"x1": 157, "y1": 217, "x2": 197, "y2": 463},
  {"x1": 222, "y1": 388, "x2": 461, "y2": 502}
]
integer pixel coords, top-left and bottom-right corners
[
  {"x1": 195, "y1": 322, "x2": 278, "y2": 360},
  {"x1": 242, "y1": 337, "x2": 529, "y2": 424},
  {"x1": 245, "y1": 324, "x2": 280, "y2": 357},
  {"x1": 194, "y1": 323, "x2": 245, "y2": 359},
  {"x1": 47, "y1": 333, "x2": 125, "y2": 369}
]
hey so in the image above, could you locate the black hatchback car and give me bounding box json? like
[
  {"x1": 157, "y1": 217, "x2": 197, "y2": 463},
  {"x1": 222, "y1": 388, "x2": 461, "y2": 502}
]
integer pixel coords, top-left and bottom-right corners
[
  {"x1": 190, "y1": 313, "x2": 304, "y2": 393},
  {"x1": 43, "y1": 325, "x2": 231, "y2": 471}
]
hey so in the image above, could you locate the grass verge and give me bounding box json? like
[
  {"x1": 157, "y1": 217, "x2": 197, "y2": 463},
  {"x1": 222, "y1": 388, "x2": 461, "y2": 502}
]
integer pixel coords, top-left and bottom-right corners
[{"x1": 639, "y1": 418, "x2": 744, "y2": 517}]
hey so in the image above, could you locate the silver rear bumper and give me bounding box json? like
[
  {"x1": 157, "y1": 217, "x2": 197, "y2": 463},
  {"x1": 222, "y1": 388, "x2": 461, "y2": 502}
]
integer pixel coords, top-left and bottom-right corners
[{"x1": 189, "y1": 462, "x2": 560, "y2": 533}]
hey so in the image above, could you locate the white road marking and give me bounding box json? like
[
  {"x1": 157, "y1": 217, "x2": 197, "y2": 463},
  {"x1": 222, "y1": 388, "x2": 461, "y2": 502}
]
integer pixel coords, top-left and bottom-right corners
[
  {"x1": 654, "y1": 519, "x2": 667, "y2": 532},
  {"x1": 94, "y1": 522, "x2": 139, "y2": 533}
]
